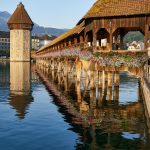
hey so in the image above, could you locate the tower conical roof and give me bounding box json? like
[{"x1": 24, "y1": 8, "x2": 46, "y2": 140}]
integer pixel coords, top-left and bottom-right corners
[{"x1": 8, "y1": 2, "x2": 33, "y2": 25}]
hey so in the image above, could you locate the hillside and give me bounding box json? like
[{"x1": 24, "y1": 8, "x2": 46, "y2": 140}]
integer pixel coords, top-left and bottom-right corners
[{"x1": 0, "y1": 11, "x2": 68, "y2": 36}]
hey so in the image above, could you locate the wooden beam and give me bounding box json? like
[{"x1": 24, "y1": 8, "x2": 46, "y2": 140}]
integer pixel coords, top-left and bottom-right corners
[
  {"x1": 93, "y1": 20, "x2": 97, "y2": 52},
  {"x1": 145, "y1": 18, "x2": 149, "y2": 50}
]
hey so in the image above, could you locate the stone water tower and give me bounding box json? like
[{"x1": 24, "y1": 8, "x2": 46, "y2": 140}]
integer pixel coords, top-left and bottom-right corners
[{"x1": 7, "y1": 2, "x2": 34, "y2": 62}]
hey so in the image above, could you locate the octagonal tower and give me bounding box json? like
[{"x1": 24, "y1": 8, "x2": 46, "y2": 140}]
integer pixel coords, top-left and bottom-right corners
[{"x1": 7, "y1": 2, "x2": 34, "y2": 62}]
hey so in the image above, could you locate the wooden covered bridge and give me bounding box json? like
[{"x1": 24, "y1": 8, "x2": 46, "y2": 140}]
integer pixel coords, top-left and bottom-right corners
[
  {"x1": 36, "y1": 0, "x2": 150, "y2": 89},
  {"x1": 36, "y1": 0, "x2": 150, "y2": 56}
]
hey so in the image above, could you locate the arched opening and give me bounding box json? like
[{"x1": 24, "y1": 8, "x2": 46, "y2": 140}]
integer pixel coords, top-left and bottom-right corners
[
  {"x1": 96, "y1": 28, "x2": 109, "y2": 50},
  {"x1": 86, "y1": 30, "x2": 93, "y2": 47},
  {"x1": 124, "y1": 31, "x2": 144, "y2": 50},
  {"x1": 71, "y1": 36, "x2": 74, "y2": 45},
  {"x1": 113, "y1": 27, "x2": 144, "y2": 50},
  {"x1": 77, "y1": 36, "x2": 80, "y2": 43}
]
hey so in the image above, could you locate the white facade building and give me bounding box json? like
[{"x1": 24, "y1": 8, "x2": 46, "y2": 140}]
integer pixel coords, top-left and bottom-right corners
[
  {"x1": 32, "y1": 36, "x2": 40, "y2": 50},
  {"x1": 39, "y1": 35, "x2": 56, "y2": 48}
]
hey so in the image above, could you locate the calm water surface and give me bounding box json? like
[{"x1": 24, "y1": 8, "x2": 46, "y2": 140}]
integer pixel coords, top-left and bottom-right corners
[{"x1": 0, "y1": 61, "x2": 150, "y2": 150}]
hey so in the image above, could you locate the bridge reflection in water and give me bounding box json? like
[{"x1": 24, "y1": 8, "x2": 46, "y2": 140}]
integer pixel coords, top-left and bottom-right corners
[
  {"x1": 1, "y1": 61, "x2": 150, "y2": 149},
  {"x1": 36, "y1": 64, "x2": 150, "y2": 149}
]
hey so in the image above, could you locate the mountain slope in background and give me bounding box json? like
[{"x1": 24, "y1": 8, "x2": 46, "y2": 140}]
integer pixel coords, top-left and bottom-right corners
[
  {"x1": 0, "y1": 11, "x2": 68, "y2": 36},
  {"x1": 0, "y1": 11, "x2": 10, "y2": 31}
]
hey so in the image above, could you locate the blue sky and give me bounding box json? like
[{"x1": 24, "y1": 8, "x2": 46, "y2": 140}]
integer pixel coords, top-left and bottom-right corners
[{"x1": 0, "y1": 0, "x2": 96, "y2": 29}]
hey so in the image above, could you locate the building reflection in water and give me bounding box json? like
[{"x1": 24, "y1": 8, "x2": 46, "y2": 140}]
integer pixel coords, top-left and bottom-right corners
[
  {"x1": 9, "y1": 62, "x2": 33, "y2": 119},
  {"x1": 36, "y1": 65, "x2": 149, "y2": 149}
]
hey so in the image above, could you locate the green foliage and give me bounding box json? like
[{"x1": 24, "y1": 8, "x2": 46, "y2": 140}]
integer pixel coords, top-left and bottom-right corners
[
  {"x1": 94, "y1": 52, "x2": 101, "y2": 57},
  {"x1": 122, "y1": 55, "x2": 132, "y2": 61},
  {"x1": 124, "y1": 31, "x2": 144, "y2": 43},
  {"x1": 108, "y1": 51, "x2": 116, "y2": 57}
]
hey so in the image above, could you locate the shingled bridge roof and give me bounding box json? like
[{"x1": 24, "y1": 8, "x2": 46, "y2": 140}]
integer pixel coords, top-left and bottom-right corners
[{"x1": 83, "y1": 0, "x2": 150, "y2": 19}]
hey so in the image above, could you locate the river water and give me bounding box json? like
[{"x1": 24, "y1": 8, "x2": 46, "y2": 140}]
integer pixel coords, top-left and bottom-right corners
[{"x1": 0, "y1": 61, "x2": 150, "y2": 150}]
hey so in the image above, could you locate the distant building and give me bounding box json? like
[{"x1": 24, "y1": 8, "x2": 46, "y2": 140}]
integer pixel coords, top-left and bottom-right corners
[
  {"x1": 39, "y1": 35, "x2": 56, "y2": 48},
  {"x1": 32, "y1": 36, "x2": 40, "y2": 50},
  {"x1": 127, "y1": 41, "x2": 144, "y2": 50},
  {"x1": 32, "y1": 34, "x2": 56, "y2": 50},
  {"x1": 0, "y1": 31, "x2": 56, "y2": 51},
  {"x1": 0, "y1": 31, "x2": 10, "y2": 51}
]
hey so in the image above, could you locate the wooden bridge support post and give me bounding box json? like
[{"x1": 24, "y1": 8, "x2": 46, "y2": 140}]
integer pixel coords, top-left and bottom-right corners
[
  {"x1": 84, "y1": 33, "x2": 88, "y2": 48},
  {"x1": 55, "y1": 59, "x2": 58, "y2": 72},
  {"x1": 43, "y1": 59, "x2": 46, "y2": 67},
  {"x1": 57, "y1": 59, "x2": 62, "y2": 73},
  {"x1": 102, "y1": 71, "x2": 106, "y2": 90},
  {"x1": 144, "y1": 21, "x2": 149, "y2": 50},
  {"x1": 58, "y1": 72, "x2": 61, "y2": 85},
  {"x1": 98, "y1": 71, "x2": 103, "y2": 88},
  {"x1": 109, "y1": 31, "x2": 113, "y2": 50},
  {"x1": 76, "y1": 81, "x2": 81, "y2": 103},
  {"x1": 44, "y1": 59, "x2": 46, "y2": 68},
  {"x1": 42, "y1": 59, "x2": 44, "y2": 67},
  {"x1": 64, "y1": 76, "x2": 68, "y2": 93},
  {"x1": 43, "y1": 59, "x2": 45, "y2": 67},
  {"x1": 74, "y1": 37, "x2": 78, "y2": 46},
  {"x1": 51, "y1": 70, "x2": 55, "y2": 81},
  {"x1": 107, "y1": 71, "x2": 113, "y2": 88},
  {"x1": 43, "y1": 58, "x2": 45, "y2": 67},
  {"x1": 67, "y1": 60, "x2": 72, "y2": 73},
  {"x1": 106, "y1": 71, "x2": 113, "y2": 101},
  {"x1": 48, "y1": 60, "x2": 51, "y2": 70},
  {"x1": 85, "y1": 70, "x2": 90, "y2": 90},
  {"x1": 51, "y1": 59, "x2": 55, "y2": 80},
  {"x1": 51, "y1": 59, "x2": 55, "y2": 71},
  {"x1": 114, "y1": 71, "x2": 120, "y2": 87},
  {"x1": 64, "y1": 41, "x2": 67, "y2": 47},
  {"x1": 47, "y1": 59, "x2": 50, "y2": 69},
  {"x1": 45, "y1": 59, "x2": 47, "y2": 68},
  {"x1": 64, "y1": 59, "x2": 68, "y2": 77},
  {"x1": 46, "y1": 59, "x2": 48, "y2": 68},
  {"x1": 90, "y1": 87, "x2": 96, "y2": 108},
  {"x1": 104, "y1": 71, "x2": 108, "y2": 82},
  {"x1": 98, "y1": 88, "x2": 103, "y2": 107},
  {"x1": 90, "y1": 71, "x2": 96, "y2": 90},
  {"x1": 80, "y1": 35, "x2": 84, "y2": 45},
  {"x1": 76, "y1": 61, "x2": 82, "y2": 82},
  {"x1": 46, "y1": 59, "x2": 49, "y2": 71},
  {"x1": 113, "y1": 86, "x2": 119, "y2": 101},
  {"x1": 92, "y1": 20, "x2": 97, "y2": 52},
  {"x1": 106, "y1": 86, "x2": 112, "y2": 101}
]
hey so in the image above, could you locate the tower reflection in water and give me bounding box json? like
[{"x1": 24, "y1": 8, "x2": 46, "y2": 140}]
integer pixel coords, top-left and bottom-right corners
[
  {"x1": 36, "y1": 65, "x2": 147, "y2": 149},
  {"x1": 9, "y1": 62, "x2": 33, "y2": 119}
]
